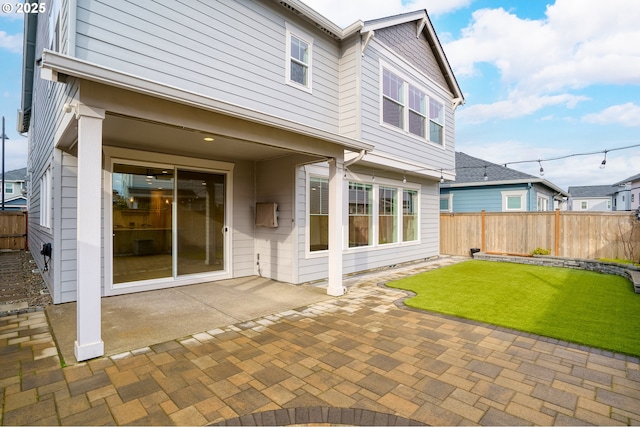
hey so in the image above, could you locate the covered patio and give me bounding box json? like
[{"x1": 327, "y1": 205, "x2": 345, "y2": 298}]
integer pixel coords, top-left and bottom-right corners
[{"x1": 46, "y1": 276, "x2": 332, "y2": 365}]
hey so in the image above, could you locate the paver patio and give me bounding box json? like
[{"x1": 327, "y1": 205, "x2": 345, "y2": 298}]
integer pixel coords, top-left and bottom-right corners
[{"x1": 1, "y1": 257, "x2": 639, "y2": 425}]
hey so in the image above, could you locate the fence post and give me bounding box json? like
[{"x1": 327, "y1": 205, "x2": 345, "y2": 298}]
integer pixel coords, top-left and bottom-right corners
[
  {"x1": 555, "y1": 209, "x2": 560, "y2": 256},
  {"x1": 481, "y1": 210, "x2": 486, "y2": 252}
]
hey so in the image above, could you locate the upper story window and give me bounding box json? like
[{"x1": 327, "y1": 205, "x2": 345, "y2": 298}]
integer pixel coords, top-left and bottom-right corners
[
  {"x1": 285, "y1": 24, "x2": 313, "y2": 92},
  {"x1": 4, "y1": 183, "x2": 14, "y2": 194},
  {"x1": 381, "y1": 66, "x2": 445, "y2": 146},
  {"x1": 48, "y1": 0, "x2": 61, "y2": 52}
]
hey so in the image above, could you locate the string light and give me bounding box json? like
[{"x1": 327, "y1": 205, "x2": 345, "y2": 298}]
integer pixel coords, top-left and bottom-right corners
[
  {"x1": 600, "y1": 151, "x2": 607, "y2": 169},
  {"x1": 402, "y1": 143, "x2": 640, "y2": 178},
  {"x1": 403, "y1": 171, "x2": 407, "y2": 184}
]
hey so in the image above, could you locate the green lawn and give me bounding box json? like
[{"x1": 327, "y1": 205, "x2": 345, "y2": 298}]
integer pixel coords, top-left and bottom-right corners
[{"x1": 386, "y1": 260, "x2": 640, "y2": 356}]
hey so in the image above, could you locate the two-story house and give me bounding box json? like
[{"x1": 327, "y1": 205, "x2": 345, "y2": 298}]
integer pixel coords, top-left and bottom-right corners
[
  {"x1": 1, "y1": 167, "x2": 28, "y2": 211},
  {"x1": 614, "y1": 173, "x2": 640, "y2": 211},
  {"x1": 20, "y1": 0, "x2": 463, "y2": 360}
]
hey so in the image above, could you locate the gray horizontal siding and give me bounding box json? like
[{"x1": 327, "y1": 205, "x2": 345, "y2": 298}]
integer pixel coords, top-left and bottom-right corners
[
  {"x1": 27, "y1": 0, "x2": 75, "y2": 303},
  {"x1": 75, "y1": 0, "x2": 341, "y2": 133},
  {"x1": 232, "y1": 161, "x2": 257, "y2": 278}
]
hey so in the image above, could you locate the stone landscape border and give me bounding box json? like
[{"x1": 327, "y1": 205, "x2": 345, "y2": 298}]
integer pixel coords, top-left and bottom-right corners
[{"x1": 472, "y1": 252, "x2": 640, "y2": 294}]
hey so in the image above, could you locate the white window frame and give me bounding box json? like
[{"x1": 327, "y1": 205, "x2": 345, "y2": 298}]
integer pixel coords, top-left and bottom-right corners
[
  {"x1": 304, "y1": 166, "x2": 421, "y2": 258},
  {"x1": 285, "y1": 23, "x2": 313, "y2": 93},
  {"x1": 4, "y1": 182, "x2": 13, "y2": 195},
  {"x1": 380, "y1": 62, "x2": 446, "y2": 148},
  {"x1": 501, "y1": 190, "x2": 527, "y2": 212},
  {"x1": 580, "y1": 201, "x2": 588, "y2": 210},
  {"x1": 536, "y1": 192, "x2": 549, "y2": 211},
  {"x1": 440, "y1": 193, "x2": 453, "y2": 212},
  {"x1": 39, "y1": 168, "x2": 52, "y2": 229}
]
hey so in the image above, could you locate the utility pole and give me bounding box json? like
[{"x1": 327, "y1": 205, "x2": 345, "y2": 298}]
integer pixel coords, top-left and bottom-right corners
[{"x1": 1, "y1": 116, "x2": 7, "y2": 211}]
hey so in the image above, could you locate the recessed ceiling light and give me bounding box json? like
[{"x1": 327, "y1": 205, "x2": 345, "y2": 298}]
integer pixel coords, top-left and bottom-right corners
[{"x1": 203, "y1": 137, "x2": 214, "y2": 142}]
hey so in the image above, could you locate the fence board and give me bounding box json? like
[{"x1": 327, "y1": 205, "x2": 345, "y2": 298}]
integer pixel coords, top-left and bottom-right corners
[
  {"x1": 441, "y1": 210, "x2": 640, "y2": 261},
  {"x1": 0, "y1": 211, "x2": 27, "y2": 250}
]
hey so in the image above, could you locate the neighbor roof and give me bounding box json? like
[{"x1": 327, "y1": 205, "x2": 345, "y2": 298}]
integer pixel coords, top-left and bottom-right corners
[
  {"x1": 613, "y1": 172, "x2": 640, "y2": 186},
  {"x1": 443, "y1": 152, "x2": 569, "y2": 196},
  {"x1": 568, "y1": 185, "x2": 618, "y2": 198},
  {"x1": 1, "y1": 167, "x2": 27, "y2": 181}
]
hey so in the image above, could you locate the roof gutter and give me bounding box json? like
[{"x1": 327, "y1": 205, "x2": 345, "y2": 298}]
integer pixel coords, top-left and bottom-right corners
[
  {"x1": 442, "y1": 178, "x2": 569, "y2": 197},
  {"x1": 38, "y1": 50, "x2": 374, "y2": 154}
]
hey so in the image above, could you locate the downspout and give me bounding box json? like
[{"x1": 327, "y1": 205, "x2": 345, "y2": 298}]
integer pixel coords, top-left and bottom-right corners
[{"x1": 344, "y1": 150, "x2": 366, "y2": 168}]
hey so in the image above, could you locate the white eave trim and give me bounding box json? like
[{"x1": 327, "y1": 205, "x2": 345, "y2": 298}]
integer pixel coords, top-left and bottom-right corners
[
  {"x1": 39, "y1": 50, "x2": 374, "y2": 153},
  {"x1": 353, "y1": 150, "x2": 454, "y2": 181}
]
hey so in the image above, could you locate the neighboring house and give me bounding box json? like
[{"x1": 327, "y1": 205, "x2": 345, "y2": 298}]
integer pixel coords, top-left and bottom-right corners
[
  {"x1": 19, "y1": 0, "x2": 463, "y2": 360},
  {"x1": 614, "y1": 173, "x2": 640, "y2": 211},
  {"x1": 0, "y1": 167, "x2": 27, "y2": 211},
  {"x1": 440, "y1": 152, "x2": 568, "y2": 213},
  {"x1": 568, "y1": 185, "x2": 617, "y2": 211}
]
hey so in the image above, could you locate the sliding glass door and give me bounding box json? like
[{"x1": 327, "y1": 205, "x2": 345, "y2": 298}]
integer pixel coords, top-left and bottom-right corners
[
  {"x1": 112, "y1": 163, "x2": 227, "y2": 285},
  {"x1": 176, "y1": 170, "x2": 225, "y2": 276}
]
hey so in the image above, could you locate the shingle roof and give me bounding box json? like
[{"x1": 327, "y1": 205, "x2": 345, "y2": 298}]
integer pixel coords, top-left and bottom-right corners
[
  {"x1": 567, "y1": 185, "x2": 617, "y2": 198},
  {"x1": 453, "y1": 152, "x2": 536, "y2": 184},
  {"x1": 0, "y1": 167, "x2": 26, "y2": 181},
  {"x1": 613, "y1": 172, "x2": 640, "y2": 185}
]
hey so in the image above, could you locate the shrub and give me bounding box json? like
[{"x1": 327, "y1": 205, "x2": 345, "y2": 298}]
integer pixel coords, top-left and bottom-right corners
[{"x1": 532, "y1": 248, "x2": 551, "y2": 255}]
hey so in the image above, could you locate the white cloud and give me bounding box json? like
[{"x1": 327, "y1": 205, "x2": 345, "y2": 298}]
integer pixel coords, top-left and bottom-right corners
[
  {"x1": 582, "y1": 103, "x2": 640, "y2": 127},
  {"x1": 0, "y1": 31, "x2": 22, "y2": 53},
  {"x1": 444, "y1": 0, "x2": 640, "y2": 93},
  {"x1": 299, "y1": 0, "x2": 471, "y2": 27},
  {"x1": 458, "y1": 92, "x2": 588, "y2": 123}
]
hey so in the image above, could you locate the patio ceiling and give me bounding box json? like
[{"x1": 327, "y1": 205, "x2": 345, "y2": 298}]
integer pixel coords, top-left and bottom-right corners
[{"x1": 102, "y1": 113, "x2": 300, "y2": 163}]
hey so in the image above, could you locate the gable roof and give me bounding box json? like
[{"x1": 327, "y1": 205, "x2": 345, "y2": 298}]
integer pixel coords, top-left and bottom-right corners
[
  {"x1": 443, "y1": 152, "x2": 568, "y2": 196},
  {"x1": 276, "y1": 2, "x2": 463, "y2": 102},
  {"x1": 568, "y1": 185, "x2": 617, "y2": 198},
  {"x1": 613, "y1": 172, "x2": 640, "y2": 186},
  {"x1": 359, "y1": 10, "x2": 463, "y2": 102}
]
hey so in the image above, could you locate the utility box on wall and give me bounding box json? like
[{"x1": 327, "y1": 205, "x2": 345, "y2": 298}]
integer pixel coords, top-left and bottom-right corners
[{"x1": 255, "y1": 202, "x2": 278, "y2": 227}]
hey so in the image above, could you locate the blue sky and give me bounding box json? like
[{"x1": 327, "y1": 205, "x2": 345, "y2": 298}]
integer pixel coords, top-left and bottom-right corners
[{"x1": 1, "y1": 0, "x2": 639, "y2": 191}]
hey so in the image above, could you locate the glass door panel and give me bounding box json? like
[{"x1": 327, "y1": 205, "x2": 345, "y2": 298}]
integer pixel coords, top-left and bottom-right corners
[
  {"x1": 112, "y1": 164, "x2": 174, "y2": 284},
  {"x1": 176, "y1": 170, "x2": 225, "y2": 276}
]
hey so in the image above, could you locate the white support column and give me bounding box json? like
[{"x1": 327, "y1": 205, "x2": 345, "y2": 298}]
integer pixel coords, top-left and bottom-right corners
[
  {"x1": 327, "y1": 156, "x2": 345, "y2": 296},
  {"x1": 74, "y1": 105, "x2": 105, "y2": 361}
]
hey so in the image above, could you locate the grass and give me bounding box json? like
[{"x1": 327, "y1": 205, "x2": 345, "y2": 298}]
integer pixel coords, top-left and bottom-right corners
[{"x1": 386, "y1": 260, "x2": 640, "y2": 356}]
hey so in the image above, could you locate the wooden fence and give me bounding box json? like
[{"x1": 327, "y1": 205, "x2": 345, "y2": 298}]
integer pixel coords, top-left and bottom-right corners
[
  {"x1": 440, "y1": 210, "x2": 640, "y2": 261},
  {"x1": 0, "y1": 211, "x2": 28, "y2": 251}
]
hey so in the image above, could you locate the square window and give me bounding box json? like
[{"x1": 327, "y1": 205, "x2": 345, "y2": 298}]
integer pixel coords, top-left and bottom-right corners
[{"x1": 507, "y1": 196, "x2": 521, "y2": 210}]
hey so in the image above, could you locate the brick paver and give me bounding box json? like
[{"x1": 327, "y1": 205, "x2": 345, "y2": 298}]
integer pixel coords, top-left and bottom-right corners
[{"x1": 1, "y1": 256, "x2": 639, "y2": 425}]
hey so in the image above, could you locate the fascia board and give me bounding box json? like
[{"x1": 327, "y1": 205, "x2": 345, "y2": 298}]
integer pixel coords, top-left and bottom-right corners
[
  {"x1": 443, "y1": 178, "x2": 568, "y2": 196},
  {"x1": 39, "y1": 51, "x2": 374, "y2": 153}
]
